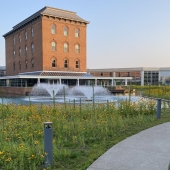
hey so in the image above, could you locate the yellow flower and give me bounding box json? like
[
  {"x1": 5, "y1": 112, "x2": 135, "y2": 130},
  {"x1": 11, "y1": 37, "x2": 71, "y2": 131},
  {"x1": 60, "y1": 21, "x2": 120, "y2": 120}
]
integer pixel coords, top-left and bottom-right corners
[
  {"x1": 34, "y1": 141, "x2": 39, "y2": 145},
  {"x1": 31, "y1": 154, "x2": 36, "y2": 159},
  {"x1": 0, "y1": 151, "x2": 4, "y2": 155},
  {"x1": 5, "y1": 157, "x2": 12, "y2": 162}
]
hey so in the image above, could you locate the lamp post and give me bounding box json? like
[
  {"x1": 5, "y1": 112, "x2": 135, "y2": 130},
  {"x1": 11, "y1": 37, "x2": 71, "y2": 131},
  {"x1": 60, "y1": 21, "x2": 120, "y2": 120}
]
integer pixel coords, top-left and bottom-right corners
[{"x1": 44, "y1": 122, "x2": 53, "y2": 167}]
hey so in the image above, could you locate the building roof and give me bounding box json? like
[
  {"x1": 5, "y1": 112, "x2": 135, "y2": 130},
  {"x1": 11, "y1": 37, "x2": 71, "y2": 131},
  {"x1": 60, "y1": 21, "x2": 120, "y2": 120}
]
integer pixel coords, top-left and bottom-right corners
[
  {"x1": 3, "y1": 6, "x2": 89, "y2": 37},
  {"x1": 19, "y1": 71, "x2": 94, "y2": 77},
  {"x1": 87, "y1": 67, "x2": 170, "y2": 72}
]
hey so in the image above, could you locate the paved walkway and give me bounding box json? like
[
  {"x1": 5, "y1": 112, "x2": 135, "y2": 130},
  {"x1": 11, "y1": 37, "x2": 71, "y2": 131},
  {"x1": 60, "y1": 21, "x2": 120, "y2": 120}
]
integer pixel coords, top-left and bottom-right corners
[{"x1": 87, "y1": 122, "x2": 170, "y2": 170}]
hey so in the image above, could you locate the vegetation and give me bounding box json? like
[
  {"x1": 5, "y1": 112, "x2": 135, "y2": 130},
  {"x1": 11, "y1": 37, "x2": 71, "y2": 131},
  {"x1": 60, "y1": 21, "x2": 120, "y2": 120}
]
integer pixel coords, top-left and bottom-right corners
[
  {"x1": 0, "y1": 96, "x2": 170, "y2": 169},
  {"x1": 141, "y1": 86, "x2": 170, "y2": 100}
]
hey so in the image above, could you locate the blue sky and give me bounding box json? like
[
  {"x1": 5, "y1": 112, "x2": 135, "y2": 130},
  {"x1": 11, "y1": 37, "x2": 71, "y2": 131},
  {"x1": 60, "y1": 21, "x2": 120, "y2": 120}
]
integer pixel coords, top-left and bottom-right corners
[{"x1": 0, "y1": 0, "x2": 170, "y2": 69}]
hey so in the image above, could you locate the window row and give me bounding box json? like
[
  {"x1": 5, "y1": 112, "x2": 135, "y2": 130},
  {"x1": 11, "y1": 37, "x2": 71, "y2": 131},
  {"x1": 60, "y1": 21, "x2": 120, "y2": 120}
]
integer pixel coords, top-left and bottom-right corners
[
  {"x1": 51, "y1": 25, "x2": 80, "y2": 37},
  {"x1": 13, "y1": 60, "x2": 34, "y2": 70},
  {"x1": 51, "y1": 42, "x2": 80, "y2": 53},
  {"x1": 13, "y1": 28, "x2": 34, "y2": 44},
  {"x1": 13, "y1": 59, "x2": 80, "y2": 70},
  {"x1": 51, "y1": 59, "x2": 80, "y2": 68},
  {"x1": 13, "y1": 44, "x2": 34, "y2": 57}
]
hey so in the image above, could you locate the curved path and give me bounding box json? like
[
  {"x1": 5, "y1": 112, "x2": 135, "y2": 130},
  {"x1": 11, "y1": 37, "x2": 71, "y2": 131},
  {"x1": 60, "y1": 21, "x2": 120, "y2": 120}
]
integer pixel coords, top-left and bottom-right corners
[{"x1": 87, "y1": 122, "x2": 170, "y2": 170}]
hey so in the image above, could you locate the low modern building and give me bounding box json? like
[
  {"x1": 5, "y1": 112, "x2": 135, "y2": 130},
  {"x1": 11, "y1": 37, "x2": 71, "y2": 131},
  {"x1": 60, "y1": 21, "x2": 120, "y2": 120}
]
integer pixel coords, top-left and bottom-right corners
[
  {"x1": 88, "y1": 67, "x2": 170, "y2": 86},
  {"x1": 0, "y1": 66, "x2": 6, "y2": 77}
]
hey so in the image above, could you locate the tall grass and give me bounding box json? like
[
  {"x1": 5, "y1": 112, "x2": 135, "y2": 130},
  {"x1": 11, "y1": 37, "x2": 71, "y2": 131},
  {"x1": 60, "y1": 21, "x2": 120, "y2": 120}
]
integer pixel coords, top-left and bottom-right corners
[
  {"x1": 0, "y1": 98, "x2": 159, "y2": 170},
  {"x1": 142, "y1": 86, "x2": 170, "y2": 99}
]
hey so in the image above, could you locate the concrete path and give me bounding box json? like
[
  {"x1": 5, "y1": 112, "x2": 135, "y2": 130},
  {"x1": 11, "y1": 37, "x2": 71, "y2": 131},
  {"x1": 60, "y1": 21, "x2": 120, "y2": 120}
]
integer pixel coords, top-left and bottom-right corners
[{"x1": 86, "y1": 122, "x2": 170, "y2": 170}]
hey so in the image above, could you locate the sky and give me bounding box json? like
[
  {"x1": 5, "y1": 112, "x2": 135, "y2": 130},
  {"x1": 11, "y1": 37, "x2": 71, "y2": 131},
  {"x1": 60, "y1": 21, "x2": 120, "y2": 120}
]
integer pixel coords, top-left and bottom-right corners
[{"x1": 0, "y1": 0, "x2": 170, "y2": 69}]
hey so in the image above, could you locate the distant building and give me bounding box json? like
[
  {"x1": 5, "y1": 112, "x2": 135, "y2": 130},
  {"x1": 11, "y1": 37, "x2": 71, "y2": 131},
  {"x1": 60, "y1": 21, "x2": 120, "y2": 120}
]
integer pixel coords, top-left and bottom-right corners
[
  {"x1": 88, "y1": 67, "x2": 170, "y2": 86},
  {"x1": 0, "y1": 66, "x2": 6, "y2": 77}
]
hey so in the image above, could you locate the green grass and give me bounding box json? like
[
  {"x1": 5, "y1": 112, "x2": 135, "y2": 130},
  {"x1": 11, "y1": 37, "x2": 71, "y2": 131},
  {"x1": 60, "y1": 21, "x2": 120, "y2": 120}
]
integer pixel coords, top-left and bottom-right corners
[{"x1": 0, "y1": 98, "x2": 170, "y2": 170}]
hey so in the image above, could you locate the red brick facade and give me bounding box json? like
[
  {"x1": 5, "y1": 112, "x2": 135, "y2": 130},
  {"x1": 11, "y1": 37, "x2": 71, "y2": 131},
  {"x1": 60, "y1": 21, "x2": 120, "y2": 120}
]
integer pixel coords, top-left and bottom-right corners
[{"x1": 4, "y1": 7, "x2": 88, "y2": 76}]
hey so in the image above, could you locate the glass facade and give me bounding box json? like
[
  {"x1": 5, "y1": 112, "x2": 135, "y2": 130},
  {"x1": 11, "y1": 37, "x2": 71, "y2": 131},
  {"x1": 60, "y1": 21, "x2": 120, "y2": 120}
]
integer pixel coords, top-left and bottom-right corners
[
  {"x1": 0, "y1": 79, "x2": 6, "y2": 86},
  {"x1": 144, "y1": 71, "x2": 159, "y2": 85}
]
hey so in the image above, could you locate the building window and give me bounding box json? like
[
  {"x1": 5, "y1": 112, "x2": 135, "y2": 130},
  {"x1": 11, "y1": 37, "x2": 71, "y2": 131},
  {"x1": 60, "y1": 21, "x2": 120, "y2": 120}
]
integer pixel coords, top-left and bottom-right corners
[
  {"x1": 19, "y1": 62, "x2": 21, "y2": 70},
  {"x1": 51, "y1": 42, "x2": 56, "y2": 51},
  {"x1": 101, "y1": 73, "x2": 103, "y2": 76},
  {"x1": 64, "y1": 26, "x2": 68, "y2": 36},
  {"x1": 51, "y1": 24, "x2": 56, "y2": 34},
  {"x1": 75, "y1": 44, "x2": 80, "y2": 53},
  {"x1": 19, "y1": 48, "x2": 21, "y2": 56},
  {"x1": 13, "y1": 63, "x2": 15, "y2": 70},
  {"x1": 13, "y1": 37, "x2": 15, "y2": 45},
  {"x1": 31, "y1": 59, "x2": 34, "y2": 68},
  {"x1": 75, "y1": 28, "x2": 79, "y2": 37},
  {"x1": 64, "y1": 43, "x2": 68, "y2": 52},
  {"x1": 13, "y1": 50, "x2": 15, "y2": 57},
  {"x1": 52, "y1": 59, "x2": 56, "y2": 67},
  {"x1": 31, "y1": 28, "x2": 34, "y2": 37},
  {"x1": 19, "y1": 34, "x2": 21, "y2": 42},
  {"x1": 25, "y1": 46, "x2": 28, "y2": 55},
  {"x1": 31, "y1": 44, "x2": 34, "y2": 53},
  {"x1": 75, "y1": 60, "x2": 79, "y2": 68},
  {"x1": 64, "y1": 59, "x2": 68, "y2": 68},
  {"x1": 25, "y1": 61, "x2": 28, "y2": 69},
  {"x1": 25, "y1": 31, "x2": 28, "y2": 40}
]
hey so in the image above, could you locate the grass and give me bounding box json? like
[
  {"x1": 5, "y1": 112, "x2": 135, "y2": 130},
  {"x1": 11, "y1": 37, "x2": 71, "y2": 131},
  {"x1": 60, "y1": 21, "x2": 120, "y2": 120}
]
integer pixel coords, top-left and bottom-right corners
[{"x1": 0, "y1": 96, "x2": 170, "y2": 170}]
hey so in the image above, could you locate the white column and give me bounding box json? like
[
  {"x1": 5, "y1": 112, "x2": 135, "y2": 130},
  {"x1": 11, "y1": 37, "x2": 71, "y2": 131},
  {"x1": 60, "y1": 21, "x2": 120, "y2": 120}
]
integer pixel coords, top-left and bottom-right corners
[
  {"x1": 77, "y1": 79, "x2": 79, "y2": 86},
  {"x1": 114, "y1": 80, "x2": 116, "y2": 86},
  {"x1": 37, "y1": 78, "x2": 40, "y2": 84},
  {"x1": 59, "y1": 79, "x2": 61, "y2": 85},
  {"x1": 113, "y1": 72, "x2": 116, "y2": 77},
  {"x1": 158, "y1": 71, "x2": 161, "y2": 84},
  {"x1": 111, "y1": 79, "x2": 113, "y2": 86},
  {"x1": 6, "y1": 79, "x2": 9, "y2": 87},
  {"x1": 95, "y1": 79, "x2": 97, "y2": 86},
  {"x1": 140, "y1": 71, "x2": 144, "y2": 86},
  {"x1": 125, "y1": 79, "x2": 127, "y2": 86}
]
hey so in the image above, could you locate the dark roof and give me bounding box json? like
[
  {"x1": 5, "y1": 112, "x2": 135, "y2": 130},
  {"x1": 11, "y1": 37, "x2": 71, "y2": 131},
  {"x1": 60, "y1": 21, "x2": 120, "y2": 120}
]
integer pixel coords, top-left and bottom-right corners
[
  {"x1": 19, "y1": 71, "x2": 94, "y2": 77},
  {"x1": 3, "y1": 6, "x2": 89, "y2": 37}
]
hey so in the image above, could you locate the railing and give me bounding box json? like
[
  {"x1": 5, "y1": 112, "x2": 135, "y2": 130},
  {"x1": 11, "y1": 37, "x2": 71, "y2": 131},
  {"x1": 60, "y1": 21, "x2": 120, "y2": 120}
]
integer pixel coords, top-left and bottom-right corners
[{"x1": 142, "y1": 96, "x2": 170, "y2": 119}]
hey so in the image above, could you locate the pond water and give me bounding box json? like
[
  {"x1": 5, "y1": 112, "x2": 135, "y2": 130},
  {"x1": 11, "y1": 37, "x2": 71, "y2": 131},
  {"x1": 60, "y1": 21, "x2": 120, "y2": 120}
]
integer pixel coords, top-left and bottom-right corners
[
  {"x1": 0, "y1": 94, "x2": 140, "y2": 105},
  {"x1": 0, "y1": 84, "x2": 141, "y2": 105}
]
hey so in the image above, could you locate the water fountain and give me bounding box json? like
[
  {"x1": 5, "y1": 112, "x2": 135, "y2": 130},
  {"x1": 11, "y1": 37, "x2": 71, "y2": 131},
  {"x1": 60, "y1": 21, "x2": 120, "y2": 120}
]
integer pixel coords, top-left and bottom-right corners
[
  {"x1": 69, "y1": 85, "x2": 111, "y2": 101},
  {"x1": 0, "y1": 83, "x2": 139, "y2": 104},
  {"x1": 28, "y1": 84, "x2": 112, "y2": 103},
  {"x1": 28, "y1": 83, "x2": 138, "y2": 104},
  {"x1": 30, "y1": 83, "x2": 68, "y2": 97}
]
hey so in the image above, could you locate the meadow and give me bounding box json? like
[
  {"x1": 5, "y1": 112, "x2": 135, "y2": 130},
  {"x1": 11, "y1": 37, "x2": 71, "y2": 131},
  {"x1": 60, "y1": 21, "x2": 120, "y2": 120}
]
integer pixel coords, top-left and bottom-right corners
[
  {"x1": 0, "y1": 96, "x2": 170, "y2": 170},
  {"x1": 141, "y1": 86, "x2": 170, "y2": 99}
]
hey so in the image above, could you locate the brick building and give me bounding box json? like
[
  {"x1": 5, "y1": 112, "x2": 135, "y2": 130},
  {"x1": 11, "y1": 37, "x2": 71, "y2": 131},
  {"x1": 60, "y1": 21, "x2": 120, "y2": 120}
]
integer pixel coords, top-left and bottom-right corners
[{"x1": 3, "y1": 6, "x2": 89, "y2": 76}]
